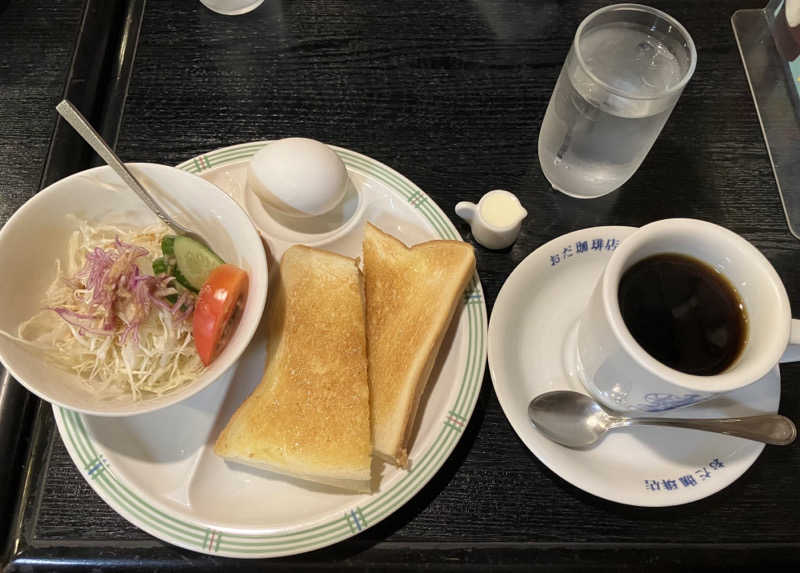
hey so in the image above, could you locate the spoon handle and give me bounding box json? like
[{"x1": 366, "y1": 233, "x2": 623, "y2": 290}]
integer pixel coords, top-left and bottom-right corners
[
  {"x1": 55, "y1": 100, "x2": 190, "y2": 237},
  {"x1": 616, "y1": 414, "x2": 797, "y2": 445}
]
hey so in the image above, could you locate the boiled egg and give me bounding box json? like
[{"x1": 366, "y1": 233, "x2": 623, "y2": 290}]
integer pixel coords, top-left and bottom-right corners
[{"x1": 247, "y1": 138, "x2": 349, "y2": 218}]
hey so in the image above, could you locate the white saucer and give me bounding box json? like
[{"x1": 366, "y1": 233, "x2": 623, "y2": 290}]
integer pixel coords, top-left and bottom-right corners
[{"x1": 488, "y1": 226, "x2": 780, "y2": 507}]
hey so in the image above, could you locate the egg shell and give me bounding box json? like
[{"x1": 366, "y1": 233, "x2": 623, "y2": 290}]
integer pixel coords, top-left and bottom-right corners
[{"x1": 247, "y1": 138, "x2": 349, "y2": 217}]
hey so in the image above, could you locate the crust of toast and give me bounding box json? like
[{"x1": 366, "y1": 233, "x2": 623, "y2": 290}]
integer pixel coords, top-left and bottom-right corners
[
  {"x1": 214, "y1": 245, "x2": 372, "y2": 492},
  {"x1": 363, "y1": 223, "x2": 475, "y2": 467}
]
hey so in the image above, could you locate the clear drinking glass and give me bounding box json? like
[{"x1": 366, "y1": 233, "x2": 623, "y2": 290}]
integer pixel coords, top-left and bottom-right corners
[{"x1": 537, "y1": 4, "x2": 697, "y2": 198}]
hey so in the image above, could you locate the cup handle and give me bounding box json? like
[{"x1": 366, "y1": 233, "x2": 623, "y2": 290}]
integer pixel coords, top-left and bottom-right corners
[
  {"x1": 779, "y1": 319, "x2": 800, "y2": 363},
  {"x1": 455, "y1": 201, "x2": 477, "y2": 224}
]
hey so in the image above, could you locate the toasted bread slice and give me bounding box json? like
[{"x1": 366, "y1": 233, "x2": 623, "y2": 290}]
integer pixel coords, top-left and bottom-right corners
[
  {"x1": 363, "y1": 223, "x2": 475, "y2": 467},
  {"x1": 214, "y1": 245, "x2": 372, "y2": 492}
]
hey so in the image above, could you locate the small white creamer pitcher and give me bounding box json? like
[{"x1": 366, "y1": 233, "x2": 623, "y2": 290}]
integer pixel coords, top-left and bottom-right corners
[{"x1": 455, "y1": 190, "x2": 527, "y2": 250}]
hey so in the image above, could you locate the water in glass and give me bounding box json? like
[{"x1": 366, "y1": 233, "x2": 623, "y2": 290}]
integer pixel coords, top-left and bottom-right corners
[{"x1": 538, "y1": 20, "x2": 689, "y2": 198}]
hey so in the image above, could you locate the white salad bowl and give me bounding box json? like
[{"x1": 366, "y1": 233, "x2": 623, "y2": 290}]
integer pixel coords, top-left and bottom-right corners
[{"x1": 0, "y1": 163, "x2": 268, "y2": 416}]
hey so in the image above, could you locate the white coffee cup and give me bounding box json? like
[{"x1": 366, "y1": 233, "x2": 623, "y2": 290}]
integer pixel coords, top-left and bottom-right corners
[{"x1": 576, "y1": 218, "x2": 800, "y2": 414}]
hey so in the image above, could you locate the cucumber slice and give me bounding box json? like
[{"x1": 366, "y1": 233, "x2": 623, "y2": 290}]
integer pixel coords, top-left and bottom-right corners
[
  {"x1": 164, "y1": 294, "x2": 191, "y2": 313},
  {"x1": 172, "y1": 236, "x2": 224, "y2": 291},
  {"x1": 161, "y1": 235, "x2": 176, "y2": 257},
  {"x1": 165, "y1": 272, "x2": 192, "y2": 302},
  {"x1": 173, "y1": 264, "x2": 199, "y2": 293},
  {"x1": 152, "y1": 256, "x2": 169, "y2": 275}
]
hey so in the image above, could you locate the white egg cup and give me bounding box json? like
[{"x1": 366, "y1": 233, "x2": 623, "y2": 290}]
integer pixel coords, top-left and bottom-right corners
[
  {"x1": 242, "y1": 139, "x2": 366, "y2": 247},
  {"x1": 243, "y1": 169, "x2": 365, "y2": 247}
]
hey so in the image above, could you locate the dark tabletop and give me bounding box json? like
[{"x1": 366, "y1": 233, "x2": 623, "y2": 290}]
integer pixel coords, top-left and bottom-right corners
[
  {"x1": 0, "y1": 0, "x2": 84, "y2": 552},
  {"x1": 3, "y1": 0, "x2": 800, "y2": 570}
]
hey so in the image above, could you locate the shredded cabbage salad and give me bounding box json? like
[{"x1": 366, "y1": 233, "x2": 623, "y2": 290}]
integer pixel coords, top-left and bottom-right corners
[{"x1": 11, "y1": 221, "x2": 206, "y2": 401}]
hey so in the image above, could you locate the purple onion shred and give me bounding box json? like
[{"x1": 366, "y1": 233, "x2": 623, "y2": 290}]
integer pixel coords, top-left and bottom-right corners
[{"x1": 52, "y1": 236, "x2": 190, "y2": 340}]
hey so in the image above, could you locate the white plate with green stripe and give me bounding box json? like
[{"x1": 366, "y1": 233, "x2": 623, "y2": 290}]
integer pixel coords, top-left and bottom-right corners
[{"x1": 53, "y1": 141, "x2": 487, "y2": 558}]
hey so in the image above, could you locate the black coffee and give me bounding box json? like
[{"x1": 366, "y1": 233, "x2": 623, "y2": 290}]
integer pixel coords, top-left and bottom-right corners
[{"x1": 618, "y1": 253, "x2": 747, "y2": 376}]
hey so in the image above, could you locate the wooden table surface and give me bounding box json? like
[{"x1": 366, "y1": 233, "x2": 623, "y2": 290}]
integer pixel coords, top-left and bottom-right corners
[{"x1": 3, "y1": 0, "x2": 800, "y2": 570}]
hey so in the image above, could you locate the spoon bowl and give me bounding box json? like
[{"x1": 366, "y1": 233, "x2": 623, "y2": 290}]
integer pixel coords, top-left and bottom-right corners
[
  {"x1": 527, "y1": 391, "x2": 612, "y2": 448},
  {"x1": 528, "y1": 390, "x2": 796, "y2": 449}
]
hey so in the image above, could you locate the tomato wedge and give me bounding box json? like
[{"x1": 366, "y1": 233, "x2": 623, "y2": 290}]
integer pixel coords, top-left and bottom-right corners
[{"x1": 192, "y1": 264, "x2": 248, "y2": 366}]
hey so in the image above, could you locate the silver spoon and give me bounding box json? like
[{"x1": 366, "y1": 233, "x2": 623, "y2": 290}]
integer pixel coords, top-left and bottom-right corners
[
  {"x1": 528, "y1": 390, "x2": 797, "y2": 449},
  {"x1": 55, "y1": 99, "x2": 212, "y2": 249}
]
